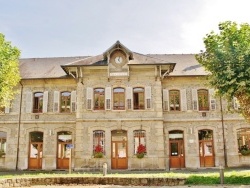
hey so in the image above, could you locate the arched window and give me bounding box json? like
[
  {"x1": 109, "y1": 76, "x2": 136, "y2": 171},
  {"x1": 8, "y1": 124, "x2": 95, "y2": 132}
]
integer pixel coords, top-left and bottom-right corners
[
  {"x1": 93, "y1": 130, "x2": 105, "y2": 155},
  {"x1": 113, "y1": 88, "x2": 125, "y2": 110},
  {"x1": 198, "y1": 129, "x2": 213, "y2": 140},
  {"x1": 169, "y1": 90, "x2": 180, "y2": 111},
  {"x1": 61, "y1": 92, "x2": 71, "y2": 113},
  {"x1": 134, "y1": 130, "x2": 146, "y2": 154},
  {"x1": 0, "y1": 132, "x2": 6, "y2": 158},
  {"x1": 33, "y1": 92, "x2": 43, "y2": 113},
  {"x1": 133, "y1": 88, "x2": 145, "y2": 110},
  {"x1": 237, "y1": 128, "x2": 250, "y2": 153},
  {"x1": 94, "y1": 88, "x2": 105, "y2": 110},
  {"x1": 198, "y1": 89, "x2": 209, "y2": 111}
]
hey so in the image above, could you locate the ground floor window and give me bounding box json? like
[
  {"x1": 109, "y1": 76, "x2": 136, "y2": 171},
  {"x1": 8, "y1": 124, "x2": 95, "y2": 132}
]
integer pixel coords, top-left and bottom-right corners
[
  {"x1": 0, "y1": 132, "x2": 6, "y2": 158},
  {"x1": 237, "y1": 128, "x2": 250, "y2": 154},
  {"x1": 134, "y1": 130, "x2": 146, "y2": 154},
  {"x1": 93, "y1": 130, "x2": 105, "y2": 156}
]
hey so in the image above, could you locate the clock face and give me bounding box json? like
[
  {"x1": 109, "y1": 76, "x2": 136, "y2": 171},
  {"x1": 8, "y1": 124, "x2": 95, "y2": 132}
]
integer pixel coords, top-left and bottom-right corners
[
  {"x1": 115, "y1": 56, "x2": 123, "y2": 64},
  {"x1": 110, "y1": 50, "x2": 126, "y2": 66}
]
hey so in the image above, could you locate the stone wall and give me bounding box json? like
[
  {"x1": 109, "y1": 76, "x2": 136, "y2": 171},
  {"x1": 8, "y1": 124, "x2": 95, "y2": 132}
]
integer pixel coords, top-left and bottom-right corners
[{"x1": 0, "y1": 176, "x2": 186, "y2": 187}]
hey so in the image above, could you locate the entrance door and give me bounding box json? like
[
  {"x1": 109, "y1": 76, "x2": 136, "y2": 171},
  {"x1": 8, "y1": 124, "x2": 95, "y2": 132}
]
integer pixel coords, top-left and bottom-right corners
[
  {"x1": 111, "y1": 130, "x2": 127, "y2": 169},
  {"x1": 28, "y1": 132, "x2": 43, "y2": 169},
  {"x1": 169, "y1": 130, "x2": 185, "y2": 168},
  {"x1": 199, "y1": 130, "x2": 215, "y2": 167},
  {"x1": 169, "y1": 140, "x2": 185, "y2": 168},
  {"x1": 57, "y1": 131, "x2": 72, "y2": 169}
]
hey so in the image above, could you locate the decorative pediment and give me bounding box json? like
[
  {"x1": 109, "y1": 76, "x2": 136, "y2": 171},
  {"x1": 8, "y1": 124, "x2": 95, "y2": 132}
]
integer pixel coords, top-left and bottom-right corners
[{"x1": 103, "y1": 40, "x2": 133, "y2": 61}]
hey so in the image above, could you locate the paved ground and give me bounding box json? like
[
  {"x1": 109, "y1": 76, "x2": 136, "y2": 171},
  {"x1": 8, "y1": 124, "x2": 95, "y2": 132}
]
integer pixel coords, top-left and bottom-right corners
[{"x1": 20, "y1": 185, "x2": 250, "y2": 188}]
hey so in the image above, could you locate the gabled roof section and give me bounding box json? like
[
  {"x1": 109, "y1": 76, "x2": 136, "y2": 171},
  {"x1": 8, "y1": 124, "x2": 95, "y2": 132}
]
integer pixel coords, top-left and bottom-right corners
[
  {"x1": 103, "y1": 40, "x2": 133, "y2": 60},
  {"x1": 62, "y1": 54, "x2": 106, "y2": 67}
]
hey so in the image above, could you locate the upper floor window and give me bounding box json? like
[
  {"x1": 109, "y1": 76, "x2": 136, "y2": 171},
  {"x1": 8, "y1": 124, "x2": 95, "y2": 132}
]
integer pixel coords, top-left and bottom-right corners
[
  {"x1": 0, "y1": 132, "x2": 6, "y2": 158},
  {"x1": 198, "y1": 89, "x2": 209, "y2": 111},
  {"x1": 113, "y1": 87, "x2": 125, "y2": 110},
  {"x1": 94, "y1": 88, "x2": 105, "y2": 110},
  {"x1": 33, "y1": 92, "x2": 43, "y2": 113},
  {"x1": 93, "y1": 130, "x2": 105, "y2": 155},
  {"x1": 133, "y1": 88, "x2": 144, "y2": 110},
  {"x1": 0, "y1": 107, "x2": 5, "y2": 114},
  {"x1": 61, "y1": 92, "x2": 71, "y2": 113},
  {"x1": 134, "y1": 130, "x2": 146, "y2": 154},
  {"x1": 169, "y1": 90, "x2": 180, "y2": 111}
]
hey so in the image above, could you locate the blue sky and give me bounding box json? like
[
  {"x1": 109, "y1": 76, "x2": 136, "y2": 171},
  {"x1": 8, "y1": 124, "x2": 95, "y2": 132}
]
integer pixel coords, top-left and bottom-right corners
[{"x1": 1, "y1": 0, "x2": 250, "y2": 58}]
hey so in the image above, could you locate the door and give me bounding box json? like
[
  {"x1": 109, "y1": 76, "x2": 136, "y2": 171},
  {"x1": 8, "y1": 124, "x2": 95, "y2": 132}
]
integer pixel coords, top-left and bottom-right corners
[
  {"x1": 169, "y1": 130, "x2": 185, "y2": 168},
  {"x1": 169, "y1": 140, "x2": 185, "y2": 168},
  {"x1": 199, "y1": 130, "x2": 215, "y2": 167},
  {"x1": 111, "y1": 130, "x2": 127, "y2": 169},
  {"x1": 57, "y1": 131, "x2": 72, "y2": 169},
  {"x1": 199, "y1": 140, "x2": 214, "y2": 167},
  {"x1": 28, "y1": 132, "x2": 43, "y2": 169}
]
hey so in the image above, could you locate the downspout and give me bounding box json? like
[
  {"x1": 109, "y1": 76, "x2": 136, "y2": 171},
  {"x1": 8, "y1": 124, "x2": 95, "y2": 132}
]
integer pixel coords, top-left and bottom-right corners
[
  {"x1": 16, "y1": 81, "x2": 23, "y2": 170},
  {"x1": 220, "y1": 96, "x2": 228, "y2": 167}
]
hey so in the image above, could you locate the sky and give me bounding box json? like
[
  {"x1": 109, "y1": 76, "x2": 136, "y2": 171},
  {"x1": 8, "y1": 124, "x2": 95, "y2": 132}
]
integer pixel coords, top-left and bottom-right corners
[{"x1": 1, "y1": 0, "x2": 250, "y2": 58}]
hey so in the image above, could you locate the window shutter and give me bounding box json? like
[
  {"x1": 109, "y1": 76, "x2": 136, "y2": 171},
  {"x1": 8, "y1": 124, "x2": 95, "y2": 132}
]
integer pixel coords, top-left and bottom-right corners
[
  {"x1": 145, "y1": 86, "x2": 152, "y2": 109},
  {"x1": 42, "y1": 91, "x2": 48, "y2": 113},
  {"x1": 53, "y1": 91, "x2": 59, "y2": 113},
  {"x1": 4, "y1": 100, "x2": 10, "y2": 113},
  {"x1": 209, "y1": 89, "x2": 216, "y2": 110},
  {"x1": 192, "y1": 89, "x2": 198, "y2": 111},
  {"x1": 105, "y1": 87, "x2": 111, "y2": 110},
  {"x1": 71, "y1": 90, "x2": 76, "y2": 112},
  {"x1": 126, "y1": 87, "x2": 133, "y2": 110},
  {"x1": 163, "y1": 89, "x2": 169, "y2": 111},
  {"x1": 181, "y1": 89, "x2": 187, "y2": 111},
  {"x1": 86, "y1": 87, "x2": 93, "y2": 110},
  {"x1": 26, "y1": 91, "x2": 32, "y2": 113},
  {"x1": 233, "y1": 97, "x2": 240, "y2": 110}
]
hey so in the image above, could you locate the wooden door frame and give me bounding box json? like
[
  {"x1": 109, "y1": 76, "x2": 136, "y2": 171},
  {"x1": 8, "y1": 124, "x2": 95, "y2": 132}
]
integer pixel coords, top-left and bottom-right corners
[
  {"x1": 57, "y1": 141, "x2": 72, "y2": 169},
  {"x1": 169, "y1": 140, "x2": 185, "y2": 168},
  {"x1": 199, "y1": 140, "x2": 215, "y2": 167},
  {"x1": 111, "y1": 130, "x2": 128, "y2": 169},
  {"x1": 28, "y1": 142, "x2": 43, "y2": 169}
]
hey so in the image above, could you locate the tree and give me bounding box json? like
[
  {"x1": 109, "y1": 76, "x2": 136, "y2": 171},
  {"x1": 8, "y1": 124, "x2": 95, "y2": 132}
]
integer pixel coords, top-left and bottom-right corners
[
  {"x1": 196, "y1": 21, "x2": 250, "y2": 120},
  {"x1": 0, "y1": 33, "x2": 21, "y2": 109}
]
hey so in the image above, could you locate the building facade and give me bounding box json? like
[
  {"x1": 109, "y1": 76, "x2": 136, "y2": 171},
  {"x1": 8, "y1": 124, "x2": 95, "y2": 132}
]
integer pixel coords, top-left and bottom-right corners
[{"x1": 0, "y1": 41, "x2": 249, "y2": 171}]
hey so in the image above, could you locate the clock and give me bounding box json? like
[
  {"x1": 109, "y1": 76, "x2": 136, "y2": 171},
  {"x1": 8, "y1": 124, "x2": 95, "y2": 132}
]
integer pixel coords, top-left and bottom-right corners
[
  {"x1": 110, "y1": 50, "x2": 126, "y2": 66},
  {"x1": 115, "y1": 56, "x2": 123, "y2": 64}
]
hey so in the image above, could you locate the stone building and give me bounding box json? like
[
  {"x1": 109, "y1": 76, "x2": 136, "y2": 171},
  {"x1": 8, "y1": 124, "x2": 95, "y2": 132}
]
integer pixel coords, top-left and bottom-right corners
[{"x1": 0, "y1": 41, "x2": 249, "y2": 171}]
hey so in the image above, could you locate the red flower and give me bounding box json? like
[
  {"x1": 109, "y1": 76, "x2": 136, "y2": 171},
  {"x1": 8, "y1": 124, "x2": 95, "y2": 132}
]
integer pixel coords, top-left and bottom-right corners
[
  {"x1": 94, "y1": 144, "x2": 103, "y2": 153},
  {"x1": 137, "y1": 144, "x2": 146, "y2": 154}
]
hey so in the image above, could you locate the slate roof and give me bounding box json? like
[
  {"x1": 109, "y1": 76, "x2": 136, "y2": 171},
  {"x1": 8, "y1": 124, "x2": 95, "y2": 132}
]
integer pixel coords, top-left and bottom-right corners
[
  {"x1": 19, "y1": 54, "x2": 207, "y2": 79},
  {"x1": 149, "y1": 54, "x2": 208, "y2": 76},
  {"x1": 19, "y1": 56, "x2": 87, "y2": 79}
]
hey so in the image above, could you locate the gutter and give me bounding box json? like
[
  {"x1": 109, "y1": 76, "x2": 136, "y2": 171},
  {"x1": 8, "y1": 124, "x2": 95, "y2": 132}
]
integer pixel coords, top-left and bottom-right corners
[{"x1": 16, "y1": 81, "x2": 23, "y2": 170}]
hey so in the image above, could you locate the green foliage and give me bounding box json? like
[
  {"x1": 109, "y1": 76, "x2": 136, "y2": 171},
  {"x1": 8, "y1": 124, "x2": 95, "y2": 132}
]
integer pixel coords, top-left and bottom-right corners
[
  {"x1": 196, "y1": 21, "x2": 250, "y2": 119},
  {"x1": 240, "y1": 149, "x2": 250, "y2": 156},
  {"x1": 0, "y1": 33, "x2": 20, "y2": 108},
  {"x1": 185, "y1": 175, "x2": 219, "y2": 185},
  {"x1": 186, "y1": 172, "x2": 250, "y2": 185}
]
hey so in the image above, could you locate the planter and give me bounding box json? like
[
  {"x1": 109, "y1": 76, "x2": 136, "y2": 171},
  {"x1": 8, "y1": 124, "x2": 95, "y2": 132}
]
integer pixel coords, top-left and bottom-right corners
[
  {"x1": 94, "y1": 152, "x2": 104, "y2": 158},
  {"x1": 240, "y1": 150, "x2": 250, "y2": 156},
  {"x1": 136, "y1": 153, "x2": 145, "y2": 159}
]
